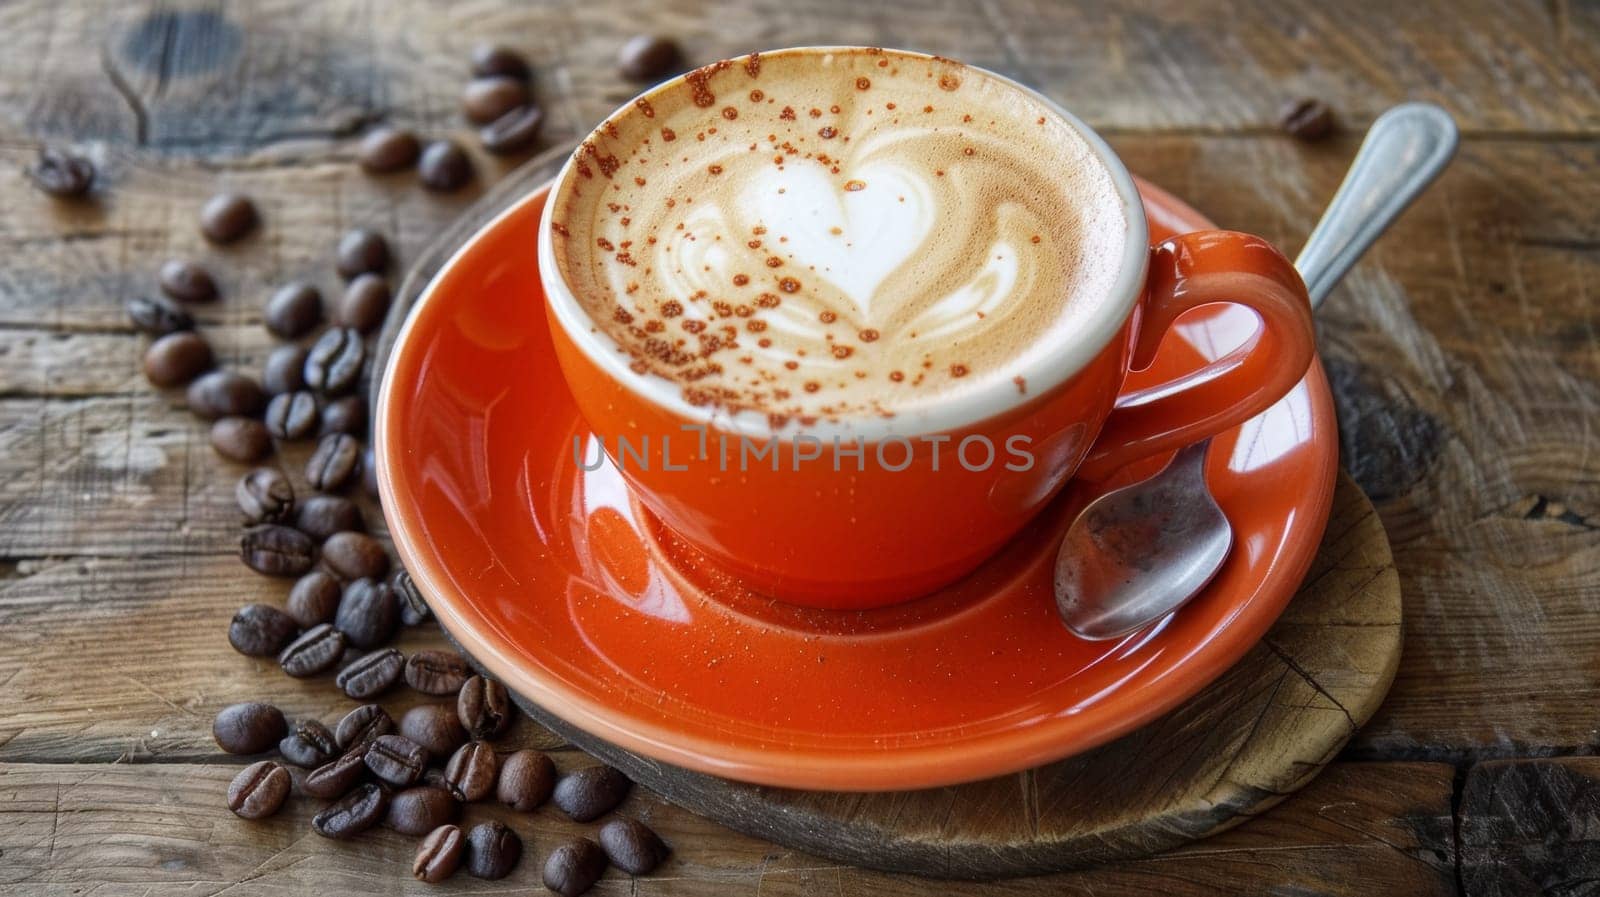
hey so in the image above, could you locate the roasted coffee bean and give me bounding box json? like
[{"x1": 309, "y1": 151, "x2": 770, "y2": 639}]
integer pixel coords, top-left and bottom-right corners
[
  {"x1": 497, "y1": 749, "x2": 556, "y2": 811},
  {"x1": 262, "y1": 344, "x2": 308, "y2": 395},
  {"x1": 126, "y1": 294, "x2": 194, "y2": 336},
  {"x1": 413, "y1": 823, "x2": 465, "y2": 883},
  {"x1": 188, "y1": 370, "x2": 267, "y2": 420},
  {"x1": 287, "y1": 570, "x2": 342, "y2": 627},
  {"x1": 386, "y1": 785, "x2": 459, "y2": 836},
  {"x1": 303, "y1": 747, "x2": 369, "y2": 799},
  {"x1": 598, "y1": 817, "x2": 669, "y2": 874},
  {"x1": 143, "y1": 331, "x2": 213, "y2": 387},
  {"x1": 312, "y1": 781, "x2": 388, "y2": 839},
  {"x1": 1279, "y1": 97, "x2": 1335, "y2": 141},
  {"x1": 543, "y1": 837, "x2": 607, "y2": 896},
  {"x1": 279, "y1": 718, "x2": 339, "y2": 768},
  {"x1": 334, "y1": 577, "x2": 398, "y2": 648},
  {"x1": 406, "y1": 650, "x2": 471, "y2": 696},
  {"x1": 393, "y1": 569, "x2": 430, "y2": 625},
  {"x1": 263, "y1": 282, "x2": 322, "y2": 339},
  {"x1": 29, "y1": 148, "x2": 94, "y2": 198},
  {"x1": 241, "y1": 524, "x2": 316, "y2": 577},
  {"x1": 318, "y1": 395, "x2": 367, "y2": 437},
  {"x1": 481, "y1": 104, "x2": 545, "y2": 155},
  {"x1": 553, "y1": 765, "x2": 632, "y2": 822},
  {"x1": 458, "y1": 675, "x2": 511, "y2": 739},
  {"x1": 228, "y1": 603, "x2": 298, "y2": 657},
  {"x1": 336, "y1": 229, "x2": 389, "y2": 279},
  {"x1": 335, "y1": 703, "x2": 396, "y2": 751},
  {"x1": 399, "y1": 703, "x2": 467, "y2": 758},
  {"x1": 211, "y1": 416, "x2": 273, "y2": 463},
  {"x1": 618, "y1": 34, "x2": 681, "y2": 81},
  {"x1": 465, "y1": 820, "x2": 522, "y2": 880},
  {"x1": 236, "y1": 468, "x2": 293, "y2": 523},
  {"x1": 212, "y1": 702, "x2": 287, "y2": 754},
  {"x1": 304, "y1": 326, "x2": 365, "y2": 395},
  {"x1": 462, "y1": 76, "x2": 529, "y2": 124},
  {"x1": 278, "y1": 623, "x2": 346, "y2": 677},
  {"x1": 200, "y1": 192, "x2": 259, "y2": 244},
  {"x1": 227, "y1": 760, "x2": 291, "y2": 819},
  {"x1": 264, "y1": 390, "x2": 318, "y2": 441},
  {"x1": 443, "y1": 741, "x2": 498, "y2": 802},
  {"x1": 323, "y1": 530, "x2": 388, "y2": 580},
  {"x1": 418, "y1": 140, "x2": 473, "y2": 192},
  {"x1": 293, "y1": 494, "x2": 363, "y2": 541},
  {"x1": 338, "y1": 273, "x2": 390, "y2": 334},
  {"x1": 307, "y1": 433, "x2": 362, "y2": 492},
  {"x1": 358, "y1": 127, "x2": 422, "y2": 174},
  {"x1": 471, "y1": 43, "x2": 531, "y2": 80},
  {"x1": 363, "y1": 446, "x2": 380, "y2": 498},
  {"x1": 336, "y1": 647, "x2": 404, "y2": 699},
  {"x1": 158, "y1": 259, "x2": 219, "y2": 304},
  {"x1": 365, "y1": 733, "x2": 428, "y2": 786}
]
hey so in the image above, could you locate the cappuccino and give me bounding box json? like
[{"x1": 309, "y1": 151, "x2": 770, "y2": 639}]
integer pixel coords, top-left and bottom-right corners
[{"x1": 549, "y1": 47, "x2": 1127, "y2": 424}]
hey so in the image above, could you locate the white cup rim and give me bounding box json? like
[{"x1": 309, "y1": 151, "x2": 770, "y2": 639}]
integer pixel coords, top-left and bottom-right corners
[{"x1": 537, "y1": 46, "x2": 1150, "y2": 441}]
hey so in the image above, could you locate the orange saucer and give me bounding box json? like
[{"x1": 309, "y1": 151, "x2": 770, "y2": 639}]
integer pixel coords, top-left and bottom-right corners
[{"x1": 375, "y1": 177, "x2": 1338, "y2": 792}]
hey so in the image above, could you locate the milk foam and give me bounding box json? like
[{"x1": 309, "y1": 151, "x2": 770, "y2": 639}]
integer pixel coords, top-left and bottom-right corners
[{"x1": 550, "y1": 48, "x2": 1128, "y2": 422}]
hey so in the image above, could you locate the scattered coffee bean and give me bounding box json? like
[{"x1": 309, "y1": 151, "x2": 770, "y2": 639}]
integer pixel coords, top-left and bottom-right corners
[
  {"x1": 481, "y1": 104, "x2": 545, "y2": 154},
  {"x1": 399, "y1": 703, "x2": 467, "y2": 758},
  {"x1": 443, "y1": 741, "x2": 498, "y2": 802},
  {"x1": 422, "y1": 767, "x2": 450, "y2": 790},
  {"x1": 406, "y1": 650, "x2": 471, "y2": 696},
  {"x1": 386, "y1": 785, "x2": 459, "y2": 836},
  {"x1": 358, "y1": 126, "x2": 422, "y2": 173},
  {"x1": 158, "y1": 259, "x2": 219, "y2": 304},
  {"x1": 336, "y1": 229, "x2": 389, "y2": 279},
  {"x1": 261, "y1": 345, "x2": 308, "y2": 396},
  {"x1": 1279, "y1": 97, "x2": 1335, "y2": 141},
  {"x1": 363, "y1": 446, "x2": 380, "y2": 498},
  {"x1": 293, "y1": 494, "x2": 363, "y2": 541},
  {"x1": 319, "y1": 395, "x2": 367, "y2": 437},
  {"x1": 471, "y1": 43, "x2": 531, "y2": 80},
  {"x1": 264, "y1": 390, "x2": 318, "y2": 441},
  {"x1": 236, "y1": 468, "x2": 293, "y2": 523},
  {"x1": 598, "y1": 817, "x2": 669, "y2": 874},
  {"x1": 303, "y1": 747, "x2": 370, "y2": 799},
  {"x1": 419, "y1": 140, "x2": 473, "y2": 191},
  {"x1": 263, "y1": 282, "x2": 322, "y2": 339},
  {"x1": 312, "y1": 781, "x2": 388, "y2": 839},
  {"x1": 335, "y1": 704, "x2": 396, "y2": 751},
  {"x1": 279, "y1": 718, "x2": 339, "y2": 768},
  {"x1": 393, "y1": 569, "x2": 430, "y2": 625},
  {"x1": 618, "y1": 34, "x2": 681, "y2": 81},
  {"x1": 462, "y1": 76, "x2": 529, "y2": 124},
  {"x1": 212, "y1": 702, "x2": 287, "y2": 754},
  {"x1": 304, "y1": 326, "x2": 366, "y2": 395},
  {"x1": 228, "y1": 603, "x2": 299, "y2": 657},
  {"x1": 497, "y1": 749, "x2": 556, "y2": 811},
  {"x1": 188, "y1": 370, "x2": 267, "y2": 420},
  {"x1": 323, "y1": 530, "x2": 388, "y2": 580},
  {"x1": 227, "y1": 760, "x2": 291, "y2": 820},
  {"x1": 554, "y1": 765, "x2": 632, "y2": 822},
  {"x1": 200, "y1": 192, "x2": 259, "y2": 244},
  {"x1": 458, "y1": 675, "x2": 511, "y2": 740},
  {"x1": 142, "y1": 331, "x2": 213, "y2": 387},
  {"x1": 338, "y1": 273, "x2": 391, "y2": 334},
  {"x1": 544, "y1": 837, "x2": 607, "y2": 896},
  {"x1": 334, "y1": 577, "x2": 398, "y2": 648},
  {"x1": 336, "y1": 647, "x2": 404, "y2": 699},
  {"x1": 414, "y1": 823, "x2": 464, "y2": 883},
  {"x1": 307, "y1": 433, "x2": 362, "y2": 492},
  {"x1": 465, "y1": 820, "x2": 522, "y2": 880},
  {"x1": 126, "y1": 294, "x2": 194, "y2": 336},
  {"x1": 211, "y1": 416, "x2": 273, "y2": 463},
  {"x1": 241, "y1": 524, "x2": 316, "y2": 577},
  {"x1": 365, "y1": 733, "x2": 429, "y2": 786},
  {"x1": 278, "y1": 623, "x2": 347, "y2": 677},
  {"x1": 287, "y1": 570, "x2": 343, "y2": 627},
  {"x1": 29, "y1": 148, "x2": 94, "y2": 198}
]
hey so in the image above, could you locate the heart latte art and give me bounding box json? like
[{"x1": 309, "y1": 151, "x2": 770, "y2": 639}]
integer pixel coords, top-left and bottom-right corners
[{"x1": 550, "y1": 48, "x2": 1127, "y2": 423}]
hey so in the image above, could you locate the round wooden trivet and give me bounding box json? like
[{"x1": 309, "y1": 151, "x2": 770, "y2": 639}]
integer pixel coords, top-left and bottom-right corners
[{"x1": 376, "y1": 145, "x2": 1403, "y2": 880}]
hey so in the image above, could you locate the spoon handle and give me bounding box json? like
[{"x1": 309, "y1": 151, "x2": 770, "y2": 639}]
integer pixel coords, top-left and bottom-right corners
[{"x1": 1294, "y1": 102, "x2": 1459, "y2": 308}]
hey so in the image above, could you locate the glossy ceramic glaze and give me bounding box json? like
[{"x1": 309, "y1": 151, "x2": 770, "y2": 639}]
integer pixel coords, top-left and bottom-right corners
[{"x1": 375, "y1": 179, "x2": 1338, "y2": 791}]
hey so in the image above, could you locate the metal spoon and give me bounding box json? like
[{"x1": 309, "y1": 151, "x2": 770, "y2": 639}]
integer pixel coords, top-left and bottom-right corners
[{"x1": 1055, "y1": 102, "x2": 1458, "y2": 640}]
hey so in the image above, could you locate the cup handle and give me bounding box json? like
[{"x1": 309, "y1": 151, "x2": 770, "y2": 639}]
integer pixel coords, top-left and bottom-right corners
[{"x1": 1075, "y1": 230, "x2": 1316, "y2": 482}]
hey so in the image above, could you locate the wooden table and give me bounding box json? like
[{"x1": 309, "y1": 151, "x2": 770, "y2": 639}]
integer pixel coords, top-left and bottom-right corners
[{"x1": 1, "y1": 1, "x2": 1595, "y2": 893}]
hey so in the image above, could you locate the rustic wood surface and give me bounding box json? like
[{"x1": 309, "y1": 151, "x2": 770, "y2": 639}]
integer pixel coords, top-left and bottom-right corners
[{"x1": 0, "y1": 0, "x2": 1595, "y2": 893}]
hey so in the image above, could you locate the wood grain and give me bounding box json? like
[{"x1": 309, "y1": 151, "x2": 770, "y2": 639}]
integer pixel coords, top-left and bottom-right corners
[{"x1": 1460, "y1": 758, "x2": 1600, "y2": 897}]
